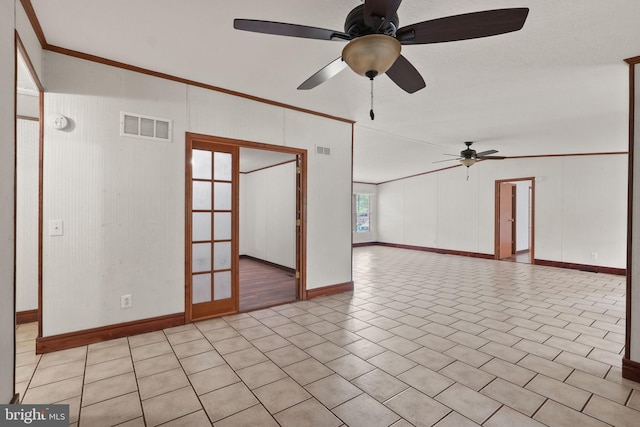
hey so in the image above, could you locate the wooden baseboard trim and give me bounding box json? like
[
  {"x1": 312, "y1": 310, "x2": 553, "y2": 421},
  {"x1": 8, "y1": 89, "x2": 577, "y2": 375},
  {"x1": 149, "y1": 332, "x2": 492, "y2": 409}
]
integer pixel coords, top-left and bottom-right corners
[
  {"x1": 239, "y1": 255, "x2": 296, "y2": 274},
  {"x1": 36, "y1": 312, "x2": 185, "y2": 354},
  {"x1": 307, "y1": 282, "x2": 354, "y2": 299},
  {"x1": 16, "y1": 309, "x2": 39, "y2": 324},
  {"x1": 534, "y1": 259, "x2": 626, "y2": 276},
  {"x1": 368, "y1": 242, "x2": 495, "y2": 260},
  {"x1": 623, "y1": 358, "x2": 640, "y2": 383},
  {"x1": 10, "y1": 393, "x2": 20, "y2": 404},
  {"x1": 356, "y1": 243, "x2": 626, "y2": 275},
  {"x1": 352, "y1": 242, "x2": 376, "y2": 248}
]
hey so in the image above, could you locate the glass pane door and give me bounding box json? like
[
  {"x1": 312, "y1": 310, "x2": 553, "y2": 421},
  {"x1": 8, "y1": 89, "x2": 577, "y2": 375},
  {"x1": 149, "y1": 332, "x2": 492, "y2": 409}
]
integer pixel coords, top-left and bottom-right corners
[{"x1": 189, "y1": 142, "x2": 238, "y2": 320}]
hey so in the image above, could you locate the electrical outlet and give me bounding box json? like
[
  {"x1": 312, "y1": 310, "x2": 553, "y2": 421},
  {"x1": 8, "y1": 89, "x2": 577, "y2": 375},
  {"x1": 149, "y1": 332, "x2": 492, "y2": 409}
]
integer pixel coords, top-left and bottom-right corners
[
  {"x1": 591, "y1": 252, "x2": 598, "y2": 260},
  {"x1": 49, "y1": 220, "x2": 64, "y2": 236},
  {"x1": 120, "y1": 294, "x2": 132, "y2": 309}
]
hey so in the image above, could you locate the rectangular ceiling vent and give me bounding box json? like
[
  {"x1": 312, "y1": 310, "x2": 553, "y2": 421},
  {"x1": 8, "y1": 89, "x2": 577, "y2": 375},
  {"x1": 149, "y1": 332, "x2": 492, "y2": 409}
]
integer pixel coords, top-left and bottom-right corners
[
  {"x1": 315, "y1": 145, "x2": 331, "y2": 156},
  {"x1": 120, "y1": 112, "x2": 172, "y2": 142}
]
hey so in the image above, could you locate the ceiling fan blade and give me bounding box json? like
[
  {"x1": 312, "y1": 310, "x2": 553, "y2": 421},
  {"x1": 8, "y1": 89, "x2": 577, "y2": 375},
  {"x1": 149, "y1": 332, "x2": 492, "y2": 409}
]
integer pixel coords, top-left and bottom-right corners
[
  {"x1": 298, "y1": 57, "x2": 348, "y2": 90},
  {"x1": 234, "y1": 19, "x2": 351, "y2": 41},
  {"x1": 386, "y1": 55, "x2": 426, "y2": 94},
  {"x1": 396, "y1": 8, "x2": 529, "y2": 45},
  {"x1": 433, "y1": 158, "x2": 460, "y2": 164},
  {"x1": 478, "y1": 156, "x2": 506, "y2": 160},
  {"x1": 475, "y1": 149, "x2": 498, "y2": 157},
  {"x1": 364, "y1": 0, "x2": 403, "y2": 29}
]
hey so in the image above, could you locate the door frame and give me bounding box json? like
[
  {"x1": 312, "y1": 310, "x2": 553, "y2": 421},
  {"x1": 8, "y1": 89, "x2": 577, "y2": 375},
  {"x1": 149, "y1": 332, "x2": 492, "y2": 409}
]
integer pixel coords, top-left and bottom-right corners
[
  {"x1": 510, "y1": 184, "x2": 517, "y2": 255},
  {"x1": 15, "y1": 34, "x2": 45, "y2": 333},
  {"x1": 184, "y1": 132, "x2": 307, "y2": 322},
  {"x1": 494, "y1": 177, "x2": 535, "y2": 263}
]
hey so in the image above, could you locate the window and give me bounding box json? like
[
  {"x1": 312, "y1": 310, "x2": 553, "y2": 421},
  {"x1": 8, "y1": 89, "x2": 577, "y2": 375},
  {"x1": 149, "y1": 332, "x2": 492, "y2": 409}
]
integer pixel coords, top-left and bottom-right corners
[{"x1": 354, "y1": 194, "x2": 371, "y2": 233}]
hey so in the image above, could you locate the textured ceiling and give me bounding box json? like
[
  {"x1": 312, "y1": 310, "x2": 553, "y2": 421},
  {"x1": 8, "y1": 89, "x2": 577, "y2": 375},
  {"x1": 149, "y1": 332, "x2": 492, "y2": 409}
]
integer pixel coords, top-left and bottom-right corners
[{"x1": 29, "y1": 0, "x2": 640, "y2": 183}]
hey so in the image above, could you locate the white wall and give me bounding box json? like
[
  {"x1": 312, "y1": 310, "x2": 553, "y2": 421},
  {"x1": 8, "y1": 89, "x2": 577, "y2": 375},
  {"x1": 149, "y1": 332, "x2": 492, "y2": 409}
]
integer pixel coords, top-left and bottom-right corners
[
  {"x1": 353, "y1": 183, "x2": 377, "y2": 244},
  {"x1": 378, "y1": 155, "x2": 627, "y2": 268},
  {"x1": 285, "y1": 110, "x2": 352, "y2": 289},
  {"x1": 41, "y1": 52, "x2": 352, "y2": 337},
  {"x1": 0, "y1": 0, "x2": 15, "y2": 404},
  {"x1": 16, "y1": 119, "x2": 39, "y2": 312},
  {"x1": 240, "y1": 162, "x2": 296, "y2": 269},
  {"x1": 17, "y1": 93, "x2": 39, "y2": 117},
  {"x1": 43, "y1": 53, "x2": 187, "y2": 337}
]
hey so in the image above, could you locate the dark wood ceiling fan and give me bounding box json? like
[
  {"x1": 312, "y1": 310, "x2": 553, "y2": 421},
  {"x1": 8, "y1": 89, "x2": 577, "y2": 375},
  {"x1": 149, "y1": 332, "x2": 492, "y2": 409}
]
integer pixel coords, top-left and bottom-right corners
[
  {"x1": 234, "y1": 0, "x2": 529, "y2": 93},
  {"x1": 435, "y1": 141, "x2": 506, "y2": 167}
]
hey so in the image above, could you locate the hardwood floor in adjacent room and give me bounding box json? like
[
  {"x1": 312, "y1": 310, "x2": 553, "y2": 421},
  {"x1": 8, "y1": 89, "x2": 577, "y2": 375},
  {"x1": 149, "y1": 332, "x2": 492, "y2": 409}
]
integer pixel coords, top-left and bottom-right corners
[
  {"x1": 239, "y1": 257, "x2": 297, "y2": 312},
  {"x1": 502, "y1": 250, "x2": 532, "y2": 264}
]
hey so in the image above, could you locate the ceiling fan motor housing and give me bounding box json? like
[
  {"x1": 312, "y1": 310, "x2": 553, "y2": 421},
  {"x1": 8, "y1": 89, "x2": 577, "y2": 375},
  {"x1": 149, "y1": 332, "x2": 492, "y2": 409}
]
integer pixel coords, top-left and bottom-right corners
[
  {"x1": 344, "y1": 4, "x2": 399, "y2": 37},
  {"x1": 461, "y1": 148, "x2": 476, "y2": 158},
  {"x1": 461, "y1": 141, "x2": 476, "y2": 158}
]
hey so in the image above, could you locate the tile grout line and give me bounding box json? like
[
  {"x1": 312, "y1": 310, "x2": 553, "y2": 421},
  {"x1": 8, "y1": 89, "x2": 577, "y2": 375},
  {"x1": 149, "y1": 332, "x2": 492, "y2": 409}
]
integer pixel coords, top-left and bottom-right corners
[
  {"x1": 75, "y1": 345, "x2": 88, "y2": 426},
  {"x1": 127, "y1": 335, "x2": 149, "y2": 427}
]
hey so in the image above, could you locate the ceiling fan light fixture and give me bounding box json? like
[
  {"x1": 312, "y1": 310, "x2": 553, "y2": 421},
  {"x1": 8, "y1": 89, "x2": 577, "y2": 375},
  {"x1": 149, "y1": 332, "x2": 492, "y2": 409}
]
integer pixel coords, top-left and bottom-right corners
[
  {"x1": 342, "y1": 34, "x2": 401, "y2": 77},
  {"x1": 460, "y1": 158, "x2": 477, "y2": 167}
]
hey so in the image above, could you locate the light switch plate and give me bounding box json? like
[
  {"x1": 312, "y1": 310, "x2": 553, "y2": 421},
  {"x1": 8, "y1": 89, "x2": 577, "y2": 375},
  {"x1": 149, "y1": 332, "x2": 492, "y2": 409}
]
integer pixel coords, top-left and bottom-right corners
[{"x1": 49, "y1": 220, "x2": 64, "y2": 236}]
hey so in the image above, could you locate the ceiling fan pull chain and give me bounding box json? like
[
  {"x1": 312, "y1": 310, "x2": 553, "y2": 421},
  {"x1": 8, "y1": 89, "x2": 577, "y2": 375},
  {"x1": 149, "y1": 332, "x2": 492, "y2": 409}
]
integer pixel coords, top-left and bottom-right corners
[{"x1": 370, "y1": 78, "x2": 375, "y2": 120}]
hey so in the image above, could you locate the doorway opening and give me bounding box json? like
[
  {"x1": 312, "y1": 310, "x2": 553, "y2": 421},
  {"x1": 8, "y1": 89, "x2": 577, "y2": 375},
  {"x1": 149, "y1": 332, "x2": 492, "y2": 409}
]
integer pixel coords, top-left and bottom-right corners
[
  {"x1": 495, "y1": 177, "x2": 535, "y2": 264},
  {"x1": 238, "y1": 147, "x2": 299, "y2": 312},
  {"x1": 185, "y1": 133, "x2": 306, "y2": 322},
  {"x1": 14, "y1": 33, "x2": 45, "y2": 403},
  {"x1": 15, "y1": 36, "x2": 43, "y2": 328}
]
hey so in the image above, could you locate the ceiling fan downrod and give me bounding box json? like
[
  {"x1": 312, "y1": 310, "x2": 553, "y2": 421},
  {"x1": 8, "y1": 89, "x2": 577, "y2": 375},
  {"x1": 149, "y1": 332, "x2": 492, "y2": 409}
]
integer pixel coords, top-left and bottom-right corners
[{"x1": 367, "y1": 70, "x2": 377, "y2": 120}]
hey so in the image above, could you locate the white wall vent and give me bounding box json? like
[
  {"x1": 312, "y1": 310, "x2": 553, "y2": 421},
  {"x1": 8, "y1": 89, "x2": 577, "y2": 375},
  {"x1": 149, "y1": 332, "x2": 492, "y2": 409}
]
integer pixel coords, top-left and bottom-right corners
[
  {"x1": 315, "y1": 145, "x2": 331, "y2": 156},
  {"x1": 120, "y1": 112, "x2": 172, "y2": 142}
]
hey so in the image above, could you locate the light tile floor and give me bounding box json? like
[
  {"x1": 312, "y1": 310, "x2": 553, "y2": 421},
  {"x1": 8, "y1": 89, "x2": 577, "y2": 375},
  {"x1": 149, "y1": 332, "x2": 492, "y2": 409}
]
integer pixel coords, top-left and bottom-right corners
[{"x1": 14, "y1": 246, "x2": 640, "y2": 426}]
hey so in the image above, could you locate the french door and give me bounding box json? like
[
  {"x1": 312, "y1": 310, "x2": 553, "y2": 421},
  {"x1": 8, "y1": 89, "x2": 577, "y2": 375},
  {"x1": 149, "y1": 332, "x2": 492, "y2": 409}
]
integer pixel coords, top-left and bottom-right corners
[{"x1": 187, "y1": 141, "x2": 239, "y2": 320}]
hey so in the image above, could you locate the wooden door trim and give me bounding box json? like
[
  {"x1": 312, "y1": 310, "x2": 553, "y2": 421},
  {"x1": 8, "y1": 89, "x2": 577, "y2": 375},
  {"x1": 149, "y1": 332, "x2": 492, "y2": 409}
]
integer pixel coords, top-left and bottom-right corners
[
  {"x1": 185, "y1": 136, "x2": 193, "y2": 322},
  {"x1": 16, "y1": 32, "x2": 45, "y2": 344},
  {"x1": 511, "y1": 185, "x2": 517, "y2": 255},
  {"x1": 497, "y1": 183, "x2": 515, "y2": 259},
  {"x1": 495, "y1": 177, "x2": 536, "y2": 262},
  {"x1": 185, "y1": 133, "x2": 307, "y2": 322},
  {"x1": 625, "y1": 60, "x2": 635, "y2": 365},
  {"x1": 296, "y1": 154, "x2": 307, "y2": 301}
]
